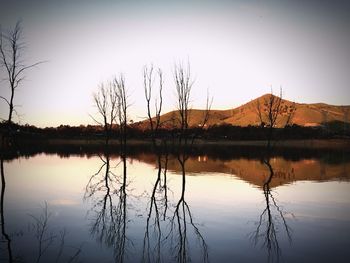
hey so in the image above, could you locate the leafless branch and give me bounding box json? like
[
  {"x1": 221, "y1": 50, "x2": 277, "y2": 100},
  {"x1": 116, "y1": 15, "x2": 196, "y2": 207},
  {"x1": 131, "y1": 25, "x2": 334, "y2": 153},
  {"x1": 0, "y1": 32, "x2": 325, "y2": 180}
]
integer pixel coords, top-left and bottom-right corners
[
  {"x1": 144, "y1": 65, "x2": 164, "y2": 147},
  {"x1": 0, "y1": 20, "x2": 45, "y2": 126}
]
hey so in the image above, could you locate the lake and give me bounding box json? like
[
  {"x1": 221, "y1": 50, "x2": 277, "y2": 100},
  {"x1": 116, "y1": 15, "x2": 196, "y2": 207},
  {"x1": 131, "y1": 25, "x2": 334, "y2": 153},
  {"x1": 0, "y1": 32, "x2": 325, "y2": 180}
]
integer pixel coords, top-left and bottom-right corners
[{"x1": 1, "y1": 147, "x2": 350, "y2": 262}]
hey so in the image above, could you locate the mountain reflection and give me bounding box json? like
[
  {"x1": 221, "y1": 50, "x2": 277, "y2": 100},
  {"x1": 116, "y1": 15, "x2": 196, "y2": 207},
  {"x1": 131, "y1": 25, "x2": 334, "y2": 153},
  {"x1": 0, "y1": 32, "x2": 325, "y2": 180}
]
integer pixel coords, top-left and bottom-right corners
[
  {"x1": 135, "y1": 153, "x2": 350, "y2": 188},
  {"x1": 2, "y1": 148, "x2": 350, "y2": 262},
  {"x1": 84, "y1": 149, "x2": 209, "y2": 263}
]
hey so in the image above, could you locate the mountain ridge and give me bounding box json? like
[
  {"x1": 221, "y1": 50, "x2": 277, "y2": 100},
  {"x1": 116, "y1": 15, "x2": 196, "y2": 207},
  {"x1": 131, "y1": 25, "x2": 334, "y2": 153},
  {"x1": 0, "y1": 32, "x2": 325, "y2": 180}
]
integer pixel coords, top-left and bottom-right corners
[{"x1": 136, "y1": 94, "x2": 350, "y2": 129}]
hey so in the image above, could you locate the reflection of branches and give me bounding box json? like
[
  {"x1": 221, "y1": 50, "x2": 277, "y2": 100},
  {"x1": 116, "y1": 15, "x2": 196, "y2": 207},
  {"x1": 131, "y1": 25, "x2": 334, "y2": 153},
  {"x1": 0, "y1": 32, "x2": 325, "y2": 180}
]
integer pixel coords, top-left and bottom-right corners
[
  {"x1": 251, "y1": 156, "x2": 292, "y2": 263},
  {"x1": 142, "y1": 152, "x2": 169, "y2": 263},
  {"x1": 29, "y1": 202, "x2": 55, "y2": 263},
  {"x1": 114, "y1": 156, "x2": 128, "y2": 263},
  {"x1": 85, "y1": 154, "x2": 119, "y2": 232},
  {"x1": 28, "y1": 202, "x2": 82, "y2": 263},
  {"x1": 0, "y1": 157, "x2": 13, "y2": 262},
  {"x1": 167, "y1": 153, "x2": 208, "y2": 263},
  {"x1": 55, "y1": 229, "x2": 66, "y2": 263},
  {"x1": 85, "y1": 153, "x2": 129, "y2": 262}
]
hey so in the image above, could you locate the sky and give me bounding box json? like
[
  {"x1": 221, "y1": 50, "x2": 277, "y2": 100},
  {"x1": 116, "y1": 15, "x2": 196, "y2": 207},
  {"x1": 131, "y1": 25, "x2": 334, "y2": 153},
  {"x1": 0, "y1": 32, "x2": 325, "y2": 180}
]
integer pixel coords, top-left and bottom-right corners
[{"x1": 0, "y1": 0, "x2": 349, "y2": 127}]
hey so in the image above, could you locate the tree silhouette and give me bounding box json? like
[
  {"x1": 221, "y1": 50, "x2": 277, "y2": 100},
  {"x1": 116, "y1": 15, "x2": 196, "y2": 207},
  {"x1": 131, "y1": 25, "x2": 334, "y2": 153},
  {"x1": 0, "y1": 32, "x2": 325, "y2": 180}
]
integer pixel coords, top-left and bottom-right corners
[
  {"x1": 0, "y1": 20, "x2": 44, "y2": 132},
  {"x1": 255, "y1": 88, "x2": 295, "y2": 147},
  {"x1": 173, "y1": 62, "x2": 211, "y2": 147},
  {"x1": 143, "y1": 64, "x2": 163, "y2": 145},
  {"x1": 90, "y1": 82, "x2": 118, "y2": 145}
]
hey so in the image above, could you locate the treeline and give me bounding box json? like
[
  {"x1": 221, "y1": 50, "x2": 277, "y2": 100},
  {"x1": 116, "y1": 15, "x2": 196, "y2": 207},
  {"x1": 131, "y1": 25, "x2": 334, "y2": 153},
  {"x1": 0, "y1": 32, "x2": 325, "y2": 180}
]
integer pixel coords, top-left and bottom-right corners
[{"x1": 1, "y1": 121, "x2": 349, "y2": 141}]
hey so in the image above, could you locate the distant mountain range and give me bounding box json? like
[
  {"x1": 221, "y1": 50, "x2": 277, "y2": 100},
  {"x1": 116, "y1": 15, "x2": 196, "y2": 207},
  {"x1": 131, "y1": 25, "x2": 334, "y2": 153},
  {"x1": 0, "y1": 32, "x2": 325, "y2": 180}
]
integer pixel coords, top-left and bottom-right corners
[{"x1": 136, "y1": 94, "x2": 350, "y2": 129}]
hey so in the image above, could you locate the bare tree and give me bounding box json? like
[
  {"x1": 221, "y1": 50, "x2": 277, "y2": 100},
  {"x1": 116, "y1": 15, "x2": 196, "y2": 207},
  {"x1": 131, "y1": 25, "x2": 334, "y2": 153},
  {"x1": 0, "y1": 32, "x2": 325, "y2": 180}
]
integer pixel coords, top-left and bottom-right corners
[
  {"x1": 174, "y1": 63, "x2": 193, "y2": 144},
  {"x1": 91, "y1": 81, "x2": 118, "y2": 145},
  {"x1": 0, "y1": 20, "x2": 44, "y2": 127},
  {"x1": 173, "y1": 63, "x2": 212, "y2": 147},
  {"x1": 255, "y1": 88, "x2": 295, "y2": 147},
  {"x1": 256, "y1": 88, "x2": 283, "y2": 129},
  {"x1": 114, "y1": 74, "x2": 128, "y2": 152},
  {"x1": 91, "y1": 74, "x2": 129, "y2": 147},
  {"x1": 144, "y1": 65, "x2": 164, "y2": 146}
]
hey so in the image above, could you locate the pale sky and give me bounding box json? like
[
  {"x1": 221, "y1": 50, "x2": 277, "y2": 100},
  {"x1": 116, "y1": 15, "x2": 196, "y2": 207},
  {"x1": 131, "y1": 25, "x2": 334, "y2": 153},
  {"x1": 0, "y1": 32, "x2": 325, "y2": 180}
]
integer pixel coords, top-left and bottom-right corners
[{"x1": 0, "y1": 0, "x2": 349, "y2": 127}]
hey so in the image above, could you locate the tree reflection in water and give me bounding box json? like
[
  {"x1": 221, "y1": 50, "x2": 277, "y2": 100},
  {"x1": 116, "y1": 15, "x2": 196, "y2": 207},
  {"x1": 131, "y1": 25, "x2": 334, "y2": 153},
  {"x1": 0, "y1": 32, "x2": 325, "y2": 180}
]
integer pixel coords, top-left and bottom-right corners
[
  {"x1": 141, "y1": 150, "x2": 209, "y2": 263},
  {"x1": 251, "y1": 153, "x2": 293, "y2": 263},
  {"x1": 85, "y1": 153, "x2": 130, "y2": 262},
  {"x1": 1, "y1": 168, "x2": 82, "y2": 263},
  {"x1": 0, "y1": 157, "x2": 13, "y2": 262},
  {"x1": 142, "y1": 151, "x2": 169, "y2": 263},
  {"x1": 167, "y1": 152, "x2": 208, "y2": 263}
]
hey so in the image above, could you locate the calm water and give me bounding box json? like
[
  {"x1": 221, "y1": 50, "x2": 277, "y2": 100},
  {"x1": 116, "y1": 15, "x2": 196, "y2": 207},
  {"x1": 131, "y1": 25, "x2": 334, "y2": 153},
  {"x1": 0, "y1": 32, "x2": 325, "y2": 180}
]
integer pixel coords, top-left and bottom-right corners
[{"x1": 1, "y1": 149, "x2": 350, "y2": 263}]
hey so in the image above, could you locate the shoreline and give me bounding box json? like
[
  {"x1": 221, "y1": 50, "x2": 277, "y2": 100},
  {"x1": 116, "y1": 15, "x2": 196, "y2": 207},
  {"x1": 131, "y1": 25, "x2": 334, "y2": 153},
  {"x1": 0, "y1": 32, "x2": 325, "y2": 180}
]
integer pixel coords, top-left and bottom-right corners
[{"x1": 3, "y1": 138, "x2": 348, "y2": 150}]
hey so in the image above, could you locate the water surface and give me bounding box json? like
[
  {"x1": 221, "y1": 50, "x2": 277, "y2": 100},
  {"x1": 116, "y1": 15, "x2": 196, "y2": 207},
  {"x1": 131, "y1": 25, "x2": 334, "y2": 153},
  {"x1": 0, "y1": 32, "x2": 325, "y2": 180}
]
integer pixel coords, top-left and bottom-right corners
[{"x1": 1, "y1": 149, "x2": 350, "y2": 262}]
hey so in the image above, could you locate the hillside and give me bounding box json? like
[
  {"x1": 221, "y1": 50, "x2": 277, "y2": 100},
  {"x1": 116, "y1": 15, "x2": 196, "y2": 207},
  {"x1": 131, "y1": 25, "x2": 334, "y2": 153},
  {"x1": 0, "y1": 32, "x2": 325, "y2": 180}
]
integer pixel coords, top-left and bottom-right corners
[{"x1": 136, "y1": 94, "x2": 350, "y2": 129}]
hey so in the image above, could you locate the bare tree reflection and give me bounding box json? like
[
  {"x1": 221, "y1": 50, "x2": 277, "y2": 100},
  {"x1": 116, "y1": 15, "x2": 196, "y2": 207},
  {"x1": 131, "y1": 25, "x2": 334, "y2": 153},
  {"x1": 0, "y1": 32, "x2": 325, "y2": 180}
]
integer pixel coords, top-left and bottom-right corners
[
  {"x1": 0, "y1": 157, "x2": 13, "y2": 262},
  {"x1": 142, "y1": 151, "x2": 169, "y2": 263},
  {"x1": 85, "y1": 153, "x2": 130, "y2": 262},
  {"x1": 1, "y1": 154, "x2": 82, "y2": 262},
  {"x1": 141, "y1": 149, "x2": 209, "y2": 263},
  {"x1": 251, "y1": 151, "x2": 293, "y2": 263},
  {"x1": 26, "y1": 202, "x2": 82, "y2": 263},
  {"x1": 166, "y1": 152, "x2": 208, "y2": 263},
  {"x1": 158, "y1": 62, "x2": 210, "y2": 262},
  {"x1": 142, "y1": 65, "x2": 172, "y2": 262}
]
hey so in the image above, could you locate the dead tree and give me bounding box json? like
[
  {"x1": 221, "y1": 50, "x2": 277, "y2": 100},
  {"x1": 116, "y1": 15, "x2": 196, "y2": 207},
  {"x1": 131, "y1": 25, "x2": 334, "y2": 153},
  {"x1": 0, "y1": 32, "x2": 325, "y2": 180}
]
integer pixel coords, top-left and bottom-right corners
[
  {"x1": 114, "y1": 76, "x2": 129, "y2": 254},
  {"x1": 114, "y1": 74, "x2": 128, "y2": 153},
  {"x1": 0, "y1": 21, "x2": 44, "y2": 128},
  {"x1": 255, "y1": 88, "x2": 295, "y2": 148},
  {"x1": 174, "y1": 63, "x2": 193, "y2": 145},
  {"x1": 143, "y1": 66, "x2": 170, "y2": 261},
  {"x1": 143, "y1": 65, "x2": 163, "y2": 147},
  {"x1": 91, "y1": 82, "x2": 118, "y2": 145},
  {"x1": 173, "y1": 63, "x2": 212, "y2": 147}
]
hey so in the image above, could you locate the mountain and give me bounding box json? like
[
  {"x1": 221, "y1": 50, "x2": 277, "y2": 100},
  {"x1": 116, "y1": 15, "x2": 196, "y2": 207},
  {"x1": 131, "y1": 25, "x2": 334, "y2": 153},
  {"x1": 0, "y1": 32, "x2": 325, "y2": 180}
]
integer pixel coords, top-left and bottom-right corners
[
  {"x1": 136, "y1": 94, "x2": 350, "y2": 129},
  {"x1": 221, "y1": 94, "x2": 350, "y2": 127}
]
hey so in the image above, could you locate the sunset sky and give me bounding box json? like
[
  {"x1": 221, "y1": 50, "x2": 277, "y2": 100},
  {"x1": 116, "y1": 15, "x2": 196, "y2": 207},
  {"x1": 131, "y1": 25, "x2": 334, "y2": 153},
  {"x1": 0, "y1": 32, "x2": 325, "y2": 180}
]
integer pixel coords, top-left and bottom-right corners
[{"x1": 0, "y1": 0, "x2": 349, "y2": 127}]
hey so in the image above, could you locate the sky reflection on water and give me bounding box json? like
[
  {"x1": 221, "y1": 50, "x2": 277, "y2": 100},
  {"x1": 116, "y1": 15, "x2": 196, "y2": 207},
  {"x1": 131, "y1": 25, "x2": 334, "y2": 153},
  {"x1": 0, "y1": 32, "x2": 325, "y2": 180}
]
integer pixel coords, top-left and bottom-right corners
[{"x1": 1, "y1": 152, "x2": 350, "y2": 262}]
